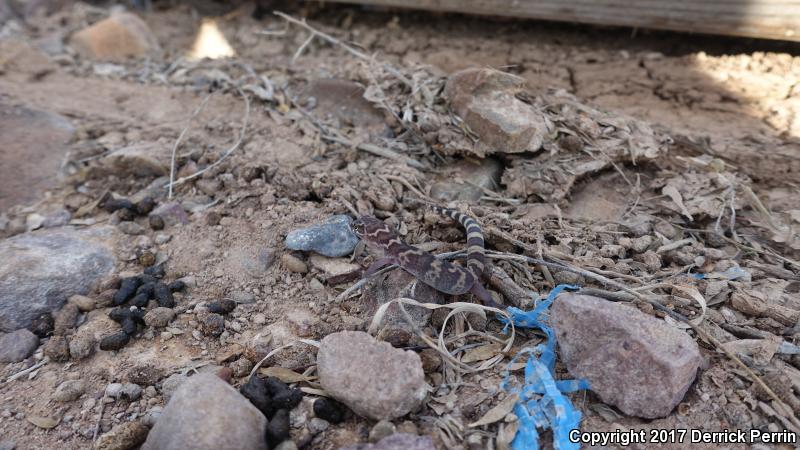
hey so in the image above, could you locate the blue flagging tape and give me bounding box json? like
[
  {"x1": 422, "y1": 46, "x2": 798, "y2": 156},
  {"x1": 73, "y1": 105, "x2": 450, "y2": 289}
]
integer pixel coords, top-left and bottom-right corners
[
  {"x1": 690, "y1": 265, "x2": 749, "y2": 281},
  {"x1": 499, "y1": 284, "x2": 590, "y2": 450}
]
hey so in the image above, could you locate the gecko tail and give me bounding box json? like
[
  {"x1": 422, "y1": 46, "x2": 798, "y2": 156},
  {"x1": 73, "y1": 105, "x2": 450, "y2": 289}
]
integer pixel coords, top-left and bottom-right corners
[{"x1": 430, "y1": 206, "x2": 486, "y2": 277}]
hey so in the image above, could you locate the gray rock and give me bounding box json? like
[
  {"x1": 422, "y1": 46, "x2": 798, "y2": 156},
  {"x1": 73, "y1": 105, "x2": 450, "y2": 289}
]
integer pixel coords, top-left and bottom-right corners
[
  {"x1": 0, "y1": 440, "x2": 15, "y2": 450},
  {"x1": 552, "y1": 293, "x2": 703, "y2": 419},
  {"x1": 285, "y1": 215, "x2": 359, "y2": 257},
  {"x1": 340, "y1": 433, "x2": 435, "y2": 450},
  {"x1": 307, "y1": 418, "x2": 329, "y2": 435},
  {"x1": 444, "y1": 68, "x2": 545, "y2": 156},
  {"x1": 317, "y1": 331, "x2": 427, "y2": 420},
  {"x1": 0, "y1": 329, "x2": 39, "y2": 362},
  {"x1": 160, "y1": 373, "x2": 188, "y2": 401},
  {"x1": 0, "y1": 227, "x2": 117, "y2": 332},
  {"x1": 68, "y1": 331, "x2": 95, "y2": 360},
  {"x1": 106, "y1": 383, "x2": 124, "y2": 398},
  {"x1": 53, "y1": 380, "x2": 86, "y2": 402},
  {"x1": 142, "y1": 373, "x2": 268, "y2": 450}
]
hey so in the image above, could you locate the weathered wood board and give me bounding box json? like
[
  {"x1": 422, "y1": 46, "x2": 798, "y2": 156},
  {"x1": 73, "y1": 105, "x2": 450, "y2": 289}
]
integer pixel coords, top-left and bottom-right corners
[{"x1": 327, "y1": 0, "x2": 800, "y2": 42}]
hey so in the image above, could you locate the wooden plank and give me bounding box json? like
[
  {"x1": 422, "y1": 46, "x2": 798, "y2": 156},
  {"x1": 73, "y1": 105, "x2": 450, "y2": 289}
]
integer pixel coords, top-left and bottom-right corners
[{"x1": 326, "y1": 0, "x2": 800, "y2": 41}]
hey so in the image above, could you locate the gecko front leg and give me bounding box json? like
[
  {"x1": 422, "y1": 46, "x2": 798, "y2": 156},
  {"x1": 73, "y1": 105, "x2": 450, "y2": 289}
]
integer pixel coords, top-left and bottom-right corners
[{"x1": 363, "y1": 257, "x2": 395, "y2": 277}]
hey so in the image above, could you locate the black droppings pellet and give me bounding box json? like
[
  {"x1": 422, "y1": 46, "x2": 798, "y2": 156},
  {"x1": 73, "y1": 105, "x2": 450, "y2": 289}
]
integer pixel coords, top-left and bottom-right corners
[
  {"x1": 109, "y1": 307, "x2": 132, "y2": 323},
  {"x1": 139, "y1": 274, "x2": 157, "y2": 285},
  {"x1": 121, "y1": 317, "x2": 137, "y2": 335},
  {"x1": 167, "y1": 280, "x2": 186, "y2": 292},
  {"x1": 313, "y1": 398, "x2": 346, "y2": 424},
  {"x1": 149, "y1": 215, "x2": 165, "y2": 230},
  {"x1": 265, "y1": 377, "x2": 303, "y2": 412},
  {"x1": 135, "y1": 197, "x2": 156, "y2": 215},
  {"x1": 144, "y1": 264, "x2": 165, "y2": 278},
  {"x1": 117, "y1": 207, "x2": 136, "y2": 222},
  {"x1": 131, "y1": 293, "x2": 149, "y2": 308},
  {"x1": 135, "y1": 283, "x2": 154, "y2": 298},
  {"x1": 99, "y1": 331, "x2": 130, "y2": 350},
  {"x1": 265, "y1": 409, "x2": 290, "y2": 445},
  {"x1": 240, "y1": 376, "x2": 272, "y2": 417},
  {"x1": 102, "y1": 197, "x2": 135, "y2": 213},
  {"x1": 153, "y1": 282, "x2": 175, "y2": 308},
  {"x1": 29, "y1": 313, "x2": 54, "y2": 338},
  {"x1": 113, "y1": 277, "x2": 142, "y2": 306},
  {"x1": 207, "y1": 299, "x2": 236, "y2": 315}
]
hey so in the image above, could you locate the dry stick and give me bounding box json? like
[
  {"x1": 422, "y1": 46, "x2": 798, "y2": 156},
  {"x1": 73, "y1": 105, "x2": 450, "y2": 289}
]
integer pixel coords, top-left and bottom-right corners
[
  {"x1": 92, "y1": 398, "x2": 106, "y2": 442},
  {"x1": 485, "y1": 226, "x2": 800, "y2": 429},
  {"x1": 166, "y1": 87, "x2": 251, "y2": 190},
  {"x1": 324, "y1": 135, "x2": 428, "y2": 170},
  {"x1": 4, "y1": 359, "x2": 46, "y2": 383},
  {"x1": 168, "y1": 93, "x2": 213, "y2": 199},
  {"x1": 274, "y1": 11, "x2": 414, "y2": 89}
]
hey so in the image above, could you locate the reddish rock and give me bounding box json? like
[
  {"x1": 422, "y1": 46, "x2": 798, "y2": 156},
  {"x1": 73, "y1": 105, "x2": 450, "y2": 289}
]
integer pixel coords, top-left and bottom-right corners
[
  {"x1": 551, "y1": 294, "x2": 702, "y2": 419},
  {"x1": 70, "y1": 12, "x2": 160, "y2": 61},
  {"x1": 444, "y1": 68, "x2": 545, "y2": 155}
]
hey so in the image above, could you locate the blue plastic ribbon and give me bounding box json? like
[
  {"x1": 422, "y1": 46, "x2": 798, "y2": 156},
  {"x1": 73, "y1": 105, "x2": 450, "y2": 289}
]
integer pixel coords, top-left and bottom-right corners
[{"x1": 500, "y1": 284, "x2": 590, "y2": 450}]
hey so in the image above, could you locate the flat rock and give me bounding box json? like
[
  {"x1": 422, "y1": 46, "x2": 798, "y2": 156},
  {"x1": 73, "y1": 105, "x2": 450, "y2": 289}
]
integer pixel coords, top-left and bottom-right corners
[
  {"x1": 53, "y1": 380, "x2": 86, "y2": 402},
  {"x1": 340, "y1": 433, "x2": 435, "y2": 450},
  {"x1": 103, "y1": 144, "x2": 167, "y2": 177},
  {"x1": 285, "y1": 215, "x2": 359, "y2": 257},
  {"x1": 0, "y1": 227, "x2": 117, "y2": 332},
  {"x1": 142, "y1": 373, "x2": 268, "y2": 450},
  {"x1": 551, "y1": 293, "x2": 703, "y2": 419},
  {"x1": 317, "y1": 331, "x2": 426, "y2": 420},
  {"x1": 444, "y1": 68, "x2": 545, "y2": 156},
  {"x1": 301, "y1": 79, "x2": 387, "y2": 136},
  {"x1": 308, "y1": 255, "x2": 361, "y2": 283},
  {"x1": 70, "y1": 12, "x2": 161, "y2": 61},
  {"x1": 0, "y1": 103, "x2": 75, "y2": 211},
  {"x1": 0, "y1": 329, "x2": 39, "y2": 363}
]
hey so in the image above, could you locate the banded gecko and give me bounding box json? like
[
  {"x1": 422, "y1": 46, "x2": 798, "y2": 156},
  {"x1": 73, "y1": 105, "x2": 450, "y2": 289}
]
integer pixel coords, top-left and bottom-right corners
[{"x1": 351, "y1": 206, "x2": 498, "y2": 307}]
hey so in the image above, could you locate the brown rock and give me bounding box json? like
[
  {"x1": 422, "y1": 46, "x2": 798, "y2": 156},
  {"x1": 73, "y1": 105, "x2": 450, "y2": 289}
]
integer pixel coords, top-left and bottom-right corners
[
  {"x1": 444, "y1": 68, "x2": 545, "y2": 155},
  {"x1": 68, "y1": 295, "x2": 96, "y2": 312},
  {"x1": 552, "y1": 294, "x2": 702, "y2": 418},
  {"x1": 95, "y1": 421, "x2": 149, "y2": 450},
  {"x1": 53, "y1": 303, "x2": 79, "y2": 335},
  {"x1": 70, "y1": 12, "x2": 160, "y2": 61},
  {"x1": 43, "y1": 335, "x2": 70, "y2": 362}
]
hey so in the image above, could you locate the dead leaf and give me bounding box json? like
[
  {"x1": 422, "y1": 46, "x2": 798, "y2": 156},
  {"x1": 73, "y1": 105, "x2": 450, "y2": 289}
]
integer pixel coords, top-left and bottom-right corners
[
  {"x1": 662, "y1": 185, "x2": 693, "y2": 220},
  {"x1": 461, "y1": 343, "x2": 503, "y2": 363},
  {"x1": 496, "y1": 420, "x2": 520, "y2": 450},
  {"x1": 468, "y1": 393, "x2": 519, "y2": 427},
  {"x1": 27, "y1": 415, "x2": 60, "y2": 429},
  {"x1": 258, "y1": 366, "x2": 316, "y2": 384}
]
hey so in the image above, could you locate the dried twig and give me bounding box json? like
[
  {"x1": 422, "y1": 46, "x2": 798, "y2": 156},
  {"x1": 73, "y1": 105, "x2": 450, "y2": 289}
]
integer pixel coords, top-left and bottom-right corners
[
  {"x1": 167, "y1": 87, "x2": 250, "y2": 190},
  {"x1": 273, "y1": 11, "x2": 415, "y2": 89},
  {"x1": 168, "y1": 93, "x2": 213, "y2": 198},
  {"x1": 4, "y1": 358, "x2": 47, "y2": 383}
]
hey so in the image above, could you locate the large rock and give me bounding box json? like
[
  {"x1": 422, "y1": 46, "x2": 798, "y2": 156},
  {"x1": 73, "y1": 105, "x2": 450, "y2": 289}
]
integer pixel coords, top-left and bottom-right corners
[
  {"x1": 0, "y1": 103, "x2": 75, "y2": 211},
  {"x1": 340, "y1": 433, "x2": 435, "y2": 450},
  {"x1": 551, "y1": 294, "x2": 702, "y2": 418},
  {"x1": 0, "y1": 227, "x2": 117, "y2": 332},
  {"x1": 317, "y1": 331, "x2": 427, "y2": 420},
  {"x1": 142, "y1": 373, "x2": 268, "y2": 450},
  {"x1": 444, "y1": 68, "x2": 545, "y2": 156},
  {"x1": 0, "y1": 329, "x2": 39, "y2": 363}
]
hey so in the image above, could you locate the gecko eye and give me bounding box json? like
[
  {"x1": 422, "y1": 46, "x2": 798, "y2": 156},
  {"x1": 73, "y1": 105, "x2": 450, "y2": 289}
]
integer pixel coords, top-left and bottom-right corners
[{"x1": 351, "y1": 220, "x2": 365, "y2": 236}]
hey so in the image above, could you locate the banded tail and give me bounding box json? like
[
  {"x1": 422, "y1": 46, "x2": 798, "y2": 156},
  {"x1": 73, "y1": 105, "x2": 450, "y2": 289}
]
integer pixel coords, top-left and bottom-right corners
[{"x1": 430, "y1": 206, "x2": 486, "y2": 278}]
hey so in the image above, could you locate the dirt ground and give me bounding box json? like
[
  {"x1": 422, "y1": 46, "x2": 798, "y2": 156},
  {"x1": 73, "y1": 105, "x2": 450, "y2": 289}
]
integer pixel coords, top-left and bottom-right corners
[{"x1": 1, "y1": 1, "x2": 800, "y2": 449}]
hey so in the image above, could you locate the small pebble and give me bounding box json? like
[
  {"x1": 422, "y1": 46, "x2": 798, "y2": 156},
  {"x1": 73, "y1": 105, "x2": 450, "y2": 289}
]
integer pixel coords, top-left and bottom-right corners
[
  {"x1": 199, "y1": 313, "x2": 225, "y2": 336},
  {"x1": 307, "y1": 418, "x2": 329, "y2": 435},
  {"x1": 284, "y1": 215, "x2": 359, "y2": 257},
  {"x1": 144, "y1": 307, "x2": 175, "y2": 328},
  {"x1": 118, "y1": 221, "x2": 145, "y2": 235},
  {"x1": 68, "y1": 295, "x2": 96, "y2": 312},
  {"x1": 154, "y1": 233, "x2": 172, "y2": 245},
  {"x1": 369, "y1": 420, "x2": 396, "y2": 443},
  {"x1": 281, "y1": 254, "x2": 308, "y2": 274},
  {"x1": 94, "y1": 421, "x2": 148, "y2": 450},
  {"x1": 148, "y1": 215, "x2": 165, "y2": 230},
  {"x1": 53, "y1": 380, "x2": 86, "y2": 402}
]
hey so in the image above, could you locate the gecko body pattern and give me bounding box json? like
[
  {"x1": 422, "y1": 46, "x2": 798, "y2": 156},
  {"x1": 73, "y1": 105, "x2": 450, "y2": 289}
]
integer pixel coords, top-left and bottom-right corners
[{"x1": 351, "y1": 206, "x2": 496, "y2": 306}]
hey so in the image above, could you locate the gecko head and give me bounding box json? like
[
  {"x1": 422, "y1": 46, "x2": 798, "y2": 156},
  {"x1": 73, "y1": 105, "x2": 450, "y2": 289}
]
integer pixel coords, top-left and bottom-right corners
[{"x1": 351, "y1": 216, "x2": 392, "y2": 243}]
